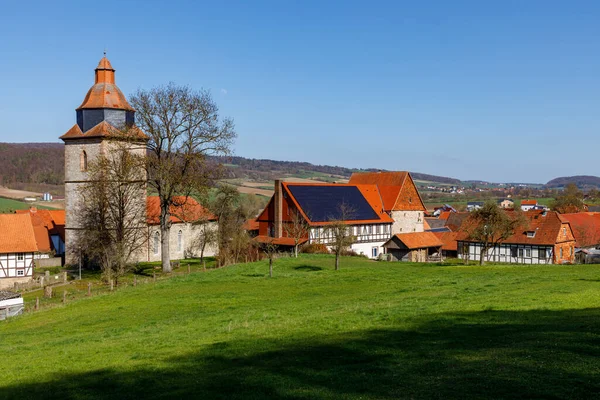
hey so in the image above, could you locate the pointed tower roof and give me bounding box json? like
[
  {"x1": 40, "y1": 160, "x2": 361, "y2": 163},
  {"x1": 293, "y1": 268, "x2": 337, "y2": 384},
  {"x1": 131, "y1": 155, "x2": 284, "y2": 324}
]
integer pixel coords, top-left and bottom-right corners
[{"x1": 76, "y1": 54, "x2": 134, "y2": 111}]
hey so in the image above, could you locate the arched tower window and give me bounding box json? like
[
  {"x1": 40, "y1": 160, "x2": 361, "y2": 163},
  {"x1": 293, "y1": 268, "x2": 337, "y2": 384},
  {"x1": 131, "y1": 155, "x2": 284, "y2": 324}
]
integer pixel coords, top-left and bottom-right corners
[
  {"x1": 80, "y1": 150, "x2": 88, "y2": 172},
  {"x1": 178, "y1": 230, "x2": 183, "y2": 252},
  {"x1": 153, "y1": 232, "x2": 160, "y2": 255}
]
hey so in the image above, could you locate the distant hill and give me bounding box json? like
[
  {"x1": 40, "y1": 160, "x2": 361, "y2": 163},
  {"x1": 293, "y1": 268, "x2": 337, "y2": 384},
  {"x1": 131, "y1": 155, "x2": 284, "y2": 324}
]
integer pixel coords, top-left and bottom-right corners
[
  {"x1": 545, "y1": 175, "x2": 600, "y2": 189},
  {"x1": 211, "y1": 156, "x2": 462, "y2": 184},
  {"x1": 0, "y1": 143, "x2": 462, "y2": 193}
]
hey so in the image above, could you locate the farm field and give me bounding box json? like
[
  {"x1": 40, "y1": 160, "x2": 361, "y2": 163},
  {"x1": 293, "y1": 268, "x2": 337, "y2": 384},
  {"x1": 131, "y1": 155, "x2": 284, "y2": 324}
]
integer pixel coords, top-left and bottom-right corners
[
  {"x1": 1, "y1": 255, "x2": 600, "y2": 399},
  {"x1": 0, "y1": 197, "x2": 57, "y2": 213}
]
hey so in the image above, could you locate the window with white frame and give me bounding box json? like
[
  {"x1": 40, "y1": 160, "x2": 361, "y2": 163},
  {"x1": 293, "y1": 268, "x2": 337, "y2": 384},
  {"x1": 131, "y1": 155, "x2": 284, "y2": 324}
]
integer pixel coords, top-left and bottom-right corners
[
  {"x1": 17, "y1": 253, "x2": 24, "y2": 261},
  {"x1": 525, "y1": 248, "x2": 531, "y2": 258},
  {"x1": 17, "y1": 270, "x2": 24, "y2": 276}
]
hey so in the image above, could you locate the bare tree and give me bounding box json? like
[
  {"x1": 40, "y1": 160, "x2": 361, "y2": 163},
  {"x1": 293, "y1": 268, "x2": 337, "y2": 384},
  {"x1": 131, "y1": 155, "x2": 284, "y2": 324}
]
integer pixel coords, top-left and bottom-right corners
[
  {"x1": 465, "y1": 201, "x2": 527, "y2": 265},
  {"x1": 552, "y1": 183, "x2": 585, "y2": 214},
  {"x1": 130, "y1": 84, "x2": 236, "y2": 272},
  {"x1": 77, "y1": 138, "x2": 148, "y2": 285},
  {"x1": 284, "y1": 209, "x2": 310, "y2": 258},
  {"x1": 191, "y1": 216, "x2": 218, "y2": 264},
  {"x1": 261, "y1": 239, "x2": 278, "y2": 278},
  {"x1": 325, "y1": 203, "x2": 356, "y2": 271}
]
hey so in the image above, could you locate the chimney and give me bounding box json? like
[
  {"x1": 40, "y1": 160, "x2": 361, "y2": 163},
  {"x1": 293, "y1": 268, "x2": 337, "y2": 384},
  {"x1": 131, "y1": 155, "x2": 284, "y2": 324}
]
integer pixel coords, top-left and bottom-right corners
[{"x1": 273, "y1": 180, "x2": 283, "y2": 238}]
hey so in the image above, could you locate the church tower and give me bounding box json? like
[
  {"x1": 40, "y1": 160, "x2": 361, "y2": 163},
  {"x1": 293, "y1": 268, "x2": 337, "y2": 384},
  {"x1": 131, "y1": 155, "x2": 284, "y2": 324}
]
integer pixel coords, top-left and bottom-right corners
[{"x1": 60, "y1": 55, "x2": 148, "y2": 265}]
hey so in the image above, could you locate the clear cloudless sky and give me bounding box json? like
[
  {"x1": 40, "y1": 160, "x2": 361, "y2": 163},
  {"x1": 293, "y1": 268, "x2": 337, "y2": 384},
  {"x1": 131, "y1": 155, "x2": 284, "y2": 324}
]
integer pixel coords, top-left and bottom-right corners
[{"x1": 0, "y1": 0, "x2": 598, "y2": 183}]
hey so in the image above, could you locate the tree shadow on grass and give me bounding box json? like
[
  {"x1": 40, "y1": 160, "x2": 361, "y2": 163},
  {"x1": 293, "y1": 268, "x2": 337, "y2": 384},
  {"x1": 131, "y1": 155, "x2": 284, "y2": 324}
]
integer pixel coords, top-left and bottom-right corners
[
  {"x1": 3, "y1": 308, "x2": 600, "y2": 399},
  {"x1": 294, "y1": 265, "x2": 323, "y2": 272}
]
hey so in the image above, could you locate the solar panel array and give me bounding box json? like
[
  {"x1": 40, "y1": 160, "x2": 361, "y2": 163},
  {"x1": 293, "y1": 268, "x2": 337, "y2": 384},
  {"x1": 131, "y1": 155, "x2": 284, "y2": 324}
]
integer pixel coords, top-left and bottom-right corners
[{"x1": 287, "y1": 185, "x2": 380, "y2": 222}]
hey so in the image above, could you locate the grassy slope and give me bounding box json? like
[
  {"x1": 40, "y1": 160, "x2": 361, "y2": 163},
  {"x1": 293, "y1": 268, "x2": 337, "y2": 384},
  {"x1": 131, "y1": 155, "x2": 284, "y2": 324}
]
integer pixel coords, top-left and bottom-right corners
[{"x1": 1, "y1": 255, "x2": 600, "y2": 399}]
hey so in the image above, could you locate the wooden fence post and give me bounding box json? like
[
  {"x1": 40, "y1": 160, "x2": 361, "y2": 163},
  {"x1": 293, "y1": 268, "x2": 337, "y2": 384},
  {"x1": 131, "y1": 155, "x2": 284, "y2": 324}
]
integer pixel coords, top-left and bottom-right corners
[
  {"x1": 87, "y1": 282, "x2": 92, "y2": 296},
  {"x1": 62, "y1": 290, "x2": 67, "y2": 304},
  {"x1": 187, "y1": 264, "x2": 191, "y2": 274},
  {"x1": 35, "y1": 297, "x2": 39, "y2": 310},
  {"x1": 133, "y1": 275, "x2": 137, "y2": 287}
]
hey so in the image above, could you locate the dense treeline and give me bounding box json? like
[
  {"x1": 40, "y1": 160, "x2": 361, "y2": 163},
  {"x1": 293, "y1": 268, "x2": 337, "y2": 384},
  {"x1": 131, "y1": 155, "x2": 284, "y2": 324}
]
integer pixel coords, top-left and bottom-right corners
[
  {"x1": 0, "y1": 143, "x2": 64, "y2": 186},
  {"x1": 546, "y1": 175, "x2": 600, "y2": 189}
]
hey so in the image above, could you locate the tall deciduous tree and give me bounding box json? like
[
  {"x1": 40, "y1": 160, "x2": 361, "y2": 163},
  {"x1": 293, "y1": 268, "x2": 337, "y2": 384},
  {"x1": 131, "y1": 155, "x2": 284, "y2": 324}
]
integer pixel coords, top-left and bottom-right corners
[
  {"x1": 77, "y1": 138, "x2": 148, "y2": 284},
  {"x1": 325, "y1": 203, "x2": 356, "y2": 271},
  {"x1": 130, "y1": 84, "x2": 236, "y2": 272},
  {"x1": 466, "y1": 201, "x2": 527, "y2": 265}
]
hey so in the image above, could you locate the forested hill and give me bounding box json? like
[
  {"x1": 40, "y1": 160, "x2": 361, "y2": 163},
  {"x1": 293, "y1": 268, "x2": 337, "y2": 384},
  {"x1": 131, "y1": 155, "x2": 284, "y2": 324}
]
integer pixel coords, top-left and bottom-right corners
[
  {"x1": 0, "y1": 143, "x2": 463, "y2": 186},
  {"x1": 546, "y1": 175, "x2": 600, "y2": 188},
  {"x1": 0, "y1": 143, "x2": 63, "y2": 186},
  {"x1": 211, "y1": 156, "x2": 462, "y2": 184}
]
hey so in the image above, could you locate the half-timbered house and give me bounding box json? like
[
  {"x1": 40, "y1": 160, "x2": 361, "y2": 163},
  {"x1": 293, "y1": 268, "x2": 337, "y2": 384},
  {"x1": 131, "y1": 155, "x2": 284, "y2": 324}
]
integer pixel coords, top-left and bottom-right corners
[
  {"x1": 0, "y1": 214, "x2": 38, "y2": 289},
  {"x1": 456, "y1": 210, "x2": 576, "y2": 264}
]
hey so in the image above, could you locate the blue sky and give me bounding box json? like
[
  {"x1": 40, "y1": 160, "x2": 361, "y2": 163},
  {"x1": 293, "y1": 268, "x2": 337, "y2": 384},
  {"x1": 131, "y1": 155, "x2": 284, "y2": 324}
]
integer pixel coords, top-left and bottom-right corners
[{"x1": 1, "y1": 1, "x2": 598, "y2": 183}]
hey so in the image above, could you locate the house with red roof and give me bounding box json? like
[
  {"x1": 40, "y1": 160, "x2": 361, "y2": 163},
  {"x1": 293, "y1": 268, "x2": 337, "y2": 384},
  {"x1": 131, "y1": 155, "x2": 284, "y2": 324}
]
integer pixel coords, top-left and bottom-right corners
[
  {"x1": 0, "y1": 214, "x2": 41, "y2": 289},
  {"x1": 456, "y1": 210, "x2": 575, "y2": 264},
  {"x1": 521, "y1": 199, "x2": 539, "y2": 211},
  {"x1": 15, "y1": 208, "x2": 66, "y2": 259},
  {"x1": 256, "y1": 172, "x2": 438, "y2": 260}
]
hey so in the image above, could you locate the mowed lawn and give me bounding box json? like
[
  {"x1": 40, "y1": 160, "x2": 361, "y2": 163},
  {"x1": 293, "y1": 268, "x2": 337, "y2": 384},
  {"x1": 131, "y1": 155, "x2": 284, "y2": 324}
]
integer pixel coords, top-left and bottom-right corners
[{"x1": 1, "y1": 255, "x2": 600, "y2": 399}]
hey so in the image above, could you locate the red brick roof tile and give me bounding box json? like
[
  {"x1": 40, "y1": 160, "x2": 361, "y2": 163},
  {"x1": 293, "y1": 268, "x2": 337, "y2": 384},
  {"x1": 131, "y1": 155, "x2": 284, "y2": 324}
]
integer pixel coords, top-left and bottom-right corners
[
  {"x1": 146, "y1": 196, "x2": 216, "y2": 225},
  {"x1": 0, "y1": 214, "x2": 39, "y2": 253},
  {"x1": 558, "y1": 212, "x2": 600, "y2": 248},
  {"x1": 386, "y1": 232, "x2": 444, "y2": 250}
]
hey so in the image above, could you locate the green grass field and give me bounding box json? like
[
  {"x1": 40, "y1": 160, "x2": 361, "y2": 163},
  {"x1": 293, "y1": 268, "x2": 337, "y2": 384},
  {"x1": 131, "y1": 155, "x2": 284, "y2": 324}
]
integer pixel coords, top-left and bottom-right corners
[
  {"x1": 0, "y1": 197, "x2": 56, "y2": 213},
  {"x1": 1, "y1": 255, "x2": 600, "y2": 399}
]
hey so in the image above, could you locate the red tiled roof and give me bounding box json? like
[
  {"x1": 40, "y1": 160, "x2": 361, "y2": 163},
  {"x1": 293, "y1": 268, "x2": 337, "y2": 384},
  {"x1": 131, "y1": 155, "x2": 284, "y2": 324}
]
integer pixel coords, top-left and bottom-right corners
[
  {"x1": 242, "y1": 218, "x2": 260, "y2": 231},
  {"x1": 521, "y1": 200, "x2": 538, "y2": 205},
  {"x1": 15, "y1": 209, "x2": 66, "y2": 248},
  {"x1": 438, "y1": 211, "x2": 451, "y2": 221},
  {"x1": 77, "y1": 56, "x2": 134, "y2": 111},
  {"x1": 60, "y1": 121, "x2": 148, "y2": 141},
  {"x1": 348, "y1": 171, "x2": 425, "y2": 212},
  {"x1": 385, "y1": 232, "x2": 443, "y2": 250},
  {"x1": 558, "y1": 212, "x2": 600, "y2": 248},
  {"x1": 457, "y1": 210, "x2": 573, "y2": 246},
  {"x1": 0, "y1": 214, "x2": 39, "y2": 253},
  {"x1": 147, "y1": 196, "x2": 216, "y2": 225},
  {"x1": 433, "y1": 231, "x2": 459, "y2": 251},
  {"x1": 254, "y1": 235, "x2": 307, "y2": 246}
]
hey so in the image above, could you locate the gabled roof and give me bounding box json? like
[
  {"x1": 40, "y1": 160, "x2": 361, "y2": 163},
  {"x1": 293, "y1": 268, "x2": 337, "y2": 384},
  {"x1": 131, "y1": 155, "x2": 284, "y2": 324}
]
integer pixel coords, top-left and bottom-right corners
[
  {"x1": 242, "y1": 218, "x2": 260, "y2": 231},
  {"x1": 433, "y1": 231, "x2": 459, "y2": 251},
  {"x1": 279, "y1": 182, "x2": 393, "y2": 226},
  {"x1": 457, "y1": 210, "x2": 572, "y2": 246},
  {"x1": 0, "y1": 214, "x2": 39, "y2": 253},
  {"x1": 15, "y1": 208, "x2": 66, "y2": 252},
  {"x1": 558, "y1": 212, "x2": 600, "y2": 248},
  {"x1": 384, "y1": 232, "x2": 443, "y2": 250},
  {"x1": 445, "y1": 212, "x2": 469, "y2": 232},
  {"x1": 348, "y1": 171, "x2": 426, "y2": 212},
  {"x1": 147, "y1": 196, "x2": 216, "y2": 225},
  {"x1": 521, "y1": 200, "x2": 538, "y2": 206}
]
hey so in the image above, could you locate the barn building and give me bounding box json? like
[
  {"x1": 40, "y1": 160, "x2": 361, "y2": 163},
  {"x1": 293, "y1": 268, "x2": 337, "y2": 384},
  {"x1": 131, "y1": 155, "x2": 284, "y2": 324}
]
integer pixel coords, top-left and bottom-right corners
[{"x1": 255, "y1": 172, "x2": 440, "y2": 260}]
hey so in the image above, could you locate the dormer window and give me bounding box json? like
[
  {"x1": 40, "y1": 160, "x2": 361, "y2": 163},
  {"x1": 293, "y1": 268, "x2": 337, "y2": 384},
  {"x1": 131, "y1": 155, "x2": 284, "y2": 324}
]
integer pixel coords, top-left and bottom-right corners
[
  {"x1": 80, "y1": 150, "x2": 88, "y2": 172},
  {"x1": 526, "y1": 231, "x2": 536, "y2": 238}
]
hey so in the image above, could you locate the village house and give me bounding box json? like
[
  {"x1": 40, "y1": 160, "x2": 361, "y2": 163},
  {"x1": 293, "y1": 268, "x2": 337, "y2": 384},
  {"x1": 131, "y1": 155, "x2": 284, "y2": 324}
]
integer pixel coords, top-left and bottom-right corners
[
  {"x1": 467, "y1": 201, "x2": 484, "y2": 211},
  {"x1": 15, "y1": 207, "x2": 66, "y2": 261},
  {"x1": 0, "y1": 214, "x2": 39, "y2": 289},
  {"x1": 255, "y1": 172, "x2": 441, "y2": 260},
  {"x1": 497, "y1": 198, "x2": 515, "y2": 209},
  {"x1": 382, "y1": 232, "x2": 443, "y2": 262},
  {"x1": 456, "y1": 210, "x2": 576, "y2": 264},
  {"x1": 558, "y1": 212, "x2": 600, "y2": 263},
  {"x1": 521, "y1": 199, "x2": 538, "y2": 211}
]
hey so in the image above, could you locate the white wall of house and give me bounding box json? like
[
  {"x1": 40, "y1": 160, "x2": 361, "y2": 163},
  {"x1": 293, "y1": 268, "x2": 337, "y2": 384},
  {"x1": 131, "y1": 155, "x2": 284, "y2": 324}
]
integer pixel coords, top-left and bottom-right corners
[
  {"x1": 521, "y1": 205, "x2": 536, "y2": 211},
  {"x1": 147, "y1": 221, "x2": 218, "y2": 262},
  {"x1": 390, "y1": 211, "x2": 424, "y2": 234},
  {"x1": 308, "y1": 223, "x2": 391, "y2": 259},
  {"x1": 0, "y1": 252, "x2": 35, "y2": 278},
  {"x1": 457, "y1": 242, "x2": 554, "y2": 264}
]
